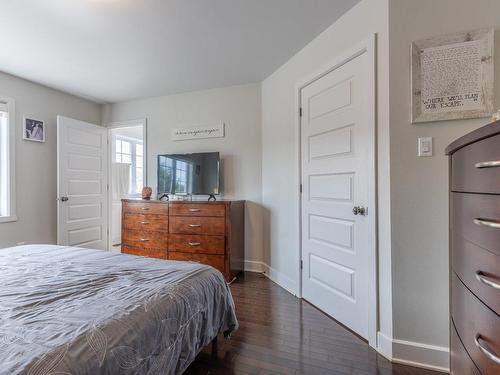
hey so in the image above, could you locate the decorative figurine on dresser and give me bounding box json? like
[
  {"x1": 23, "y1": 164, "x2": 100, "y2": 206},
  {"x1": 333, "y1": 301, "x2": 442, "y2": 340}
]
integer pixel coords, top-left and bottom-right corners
[
  {"x1": 121, "y1": 199, "x2": 245, "y2": 283},
  {"x1": 446, "y1": 120, "x2": 500, "y2": 375}
]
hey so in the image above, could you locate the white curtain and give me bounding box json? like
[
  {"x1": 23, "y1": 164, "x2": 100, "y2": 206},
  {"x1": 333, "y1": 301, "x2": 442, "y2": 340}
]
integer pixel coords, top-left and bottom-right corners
[
  {"x1": 112, "y1": 163, "x2": 131, "y2": 201},
  {"x1": 111, "y1": 163, "x2": 131, "y2": 247}
]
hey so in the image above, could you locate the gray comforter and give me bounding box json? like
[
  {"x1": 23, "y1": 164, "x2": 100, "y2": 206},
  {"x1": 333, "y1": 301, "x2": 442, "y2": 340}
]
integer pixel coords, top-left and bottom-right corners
[{"x1": 0, "y1": 245, "x2": 238, "y2": 375}]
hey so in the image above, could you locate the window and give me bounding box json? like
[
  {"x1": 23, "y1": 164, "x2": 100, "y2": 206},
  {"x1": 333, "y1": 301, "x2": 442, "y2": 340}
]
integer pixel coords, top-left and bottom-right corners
[
  {"x1": 0, "y1": 97, "x2": 16, "y2": 222},
  {"x1": 115, "y1": 139, "x2": 132, "y2": 164},
  {"x1": 157, "y1": 156, "x2": 193, "y2": 195},
  {"x1": 174, "y1": 160, "x2": 189, "y2": 193},
  {"x1": 114, "y1": 137, "x2": 143, "y2": 195}
]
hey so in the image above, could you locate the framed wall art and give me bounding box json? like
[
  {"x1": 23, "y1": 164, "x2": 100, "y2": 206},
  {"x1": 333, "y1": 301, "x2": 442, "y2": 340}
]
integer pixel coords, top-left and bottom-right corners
[
  {"x1": 23, "y1": 117, "x2": 45, "y2": 142},
  {"x1": 411, "y1": 28, "x2": 494, "y2": 123}
]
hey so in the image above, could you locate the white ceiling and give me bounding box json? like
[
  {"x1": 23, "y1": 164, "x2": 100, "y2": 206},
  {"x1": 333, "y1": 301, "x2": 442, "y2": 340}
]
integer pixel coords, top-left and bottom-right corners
[{"x1": 0, "y1": 0, "x2": 360, "y2": 103}]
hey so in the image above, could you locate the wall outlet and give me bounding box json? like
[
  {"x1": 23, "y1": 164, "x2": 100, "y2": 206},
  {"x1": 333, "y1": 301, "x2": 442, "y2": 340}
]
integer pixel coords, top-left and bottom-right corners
[{"x1": 418, "y1": 137, "x2": 433, "y2": 157}]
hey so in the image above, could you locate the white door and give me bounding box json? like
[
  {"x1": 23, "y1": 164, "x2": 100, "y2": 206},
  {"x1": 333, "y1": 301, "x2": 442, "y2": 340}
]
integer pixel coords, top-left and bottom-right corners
[
  {"x1": 57, "y1": 116, "x2": 108, "y2": 250},
  {"x1": 301, "y1": 48, "x2": 375, "y2": 340}
]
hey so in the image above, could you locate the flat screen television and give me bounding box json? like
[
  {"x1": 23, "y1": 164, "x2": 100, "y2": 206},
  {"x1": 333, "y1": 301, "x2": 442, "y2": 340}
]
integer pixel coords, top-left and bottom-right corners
[{"x1": 157, "y1": 152, "x2": 220, "y2": 197}]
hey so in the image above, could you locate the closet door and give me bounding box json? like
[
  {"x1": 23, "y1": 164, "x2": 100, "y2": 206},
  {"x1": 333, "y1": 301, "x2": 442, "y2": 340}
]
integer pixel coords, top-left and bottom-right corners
[{"x1": 300, "y1": 45, "x2": 375, "y2": 342}]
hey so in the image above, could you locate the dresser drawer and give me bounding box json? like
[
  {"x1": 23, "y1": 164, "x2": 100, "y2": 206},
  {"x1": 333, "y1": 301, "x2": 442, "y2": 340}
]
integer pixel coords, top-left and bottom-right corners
[
  {"x1": 452, "y1": 274, "x2": 500, "y2": 374},
  {"x1": 123, "y1": 202, "x2": 169, "y2": 215},
  {"x1": 169, "y1": 216, "x2": 225, "y2": 235},
  {"x1": 452, "y1": 133, "x2": 500, "y2": 194},
  {"x1": 122, "y1": 245, "x2": 167, "y2": 259},
  {"x1": 122, "y1": 229, "x2": 168, "y2": 249},
  {"x1": 168, "y1": 252, "x2": 225, "y2": 273},
  {"x1": 169, "y1": 234, "x2": 225, "y2": 254},
  {"x1": 123, "y1": 213, "x2": 168, "y2": 232},
  {"x1": 452, "y1": 233, "x2": 500, "y2": 315},
  {"x1": 451, "y1": 193, "x2": 500, "y2": 256},
  {"x1": 451, "y1": 321, "x2": 481, "y2": 375},
  {"x1": 169, "y1": 203, "x2": 225, "y2": 217}
]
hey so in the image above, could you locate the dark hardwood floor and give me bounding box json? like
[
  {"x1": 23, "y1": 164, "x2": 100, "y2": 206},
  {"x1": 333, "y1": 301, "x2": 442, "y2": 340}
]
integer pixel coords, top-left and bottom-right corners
[{"x1": 186, "y1": 272, "x2": 442, "y2": 375}]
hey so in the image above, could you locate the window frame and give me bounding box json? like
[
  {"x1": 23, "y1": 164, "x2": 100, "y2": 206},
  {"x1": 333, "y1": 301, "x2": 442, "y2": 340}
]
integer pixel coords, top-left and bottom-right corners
[{"x1": 0, "y1": 96, "x2": 17, "y2": 223}]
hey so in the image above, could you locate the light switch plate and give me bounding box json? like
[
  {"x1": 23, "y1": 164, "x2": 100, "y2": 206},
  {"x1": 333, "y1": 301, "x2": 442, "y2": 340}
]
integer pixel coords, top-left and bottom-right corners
[{"x1": 418, "y1": 137, "x2": 433, "y2": 157}]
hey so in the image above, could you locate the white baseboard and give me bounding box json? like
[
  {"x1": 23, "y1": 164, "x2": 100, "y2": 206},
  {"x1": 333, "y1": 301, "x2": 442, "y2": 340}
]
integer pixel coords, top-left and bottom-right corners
[
  {"x1": 243, "y1": 260, "x2": 266, "y2": 273},
  {"x1": 392, "y1": 338, "x2": 449, "y2": 373},
  {"x1": 262, "y1": 263, "x2": 299, "y2": 296},
  {"x1": 244, "y1": 260, "x2": 298, "y2": 296},
  {"x1": 377, "y1": 333, "x2": 449, "y2": 373}
]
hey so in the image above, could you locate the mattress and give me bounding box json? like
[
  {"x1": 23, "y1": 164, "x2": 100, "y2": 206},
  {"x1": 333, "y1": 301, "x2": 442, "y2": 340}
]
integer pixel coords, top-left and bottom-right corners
[{"x1": 0, "y1": 245, "x2": 238, "y2": 375}]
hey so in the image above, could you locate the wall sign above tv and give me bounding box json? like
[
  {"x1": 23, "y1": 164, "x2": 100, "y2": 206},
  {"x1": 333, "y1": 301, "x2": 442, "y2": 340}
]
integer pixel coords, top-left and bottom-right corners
[{"x1": 171, "y1": 122, "x2": 225, "y2": 141}]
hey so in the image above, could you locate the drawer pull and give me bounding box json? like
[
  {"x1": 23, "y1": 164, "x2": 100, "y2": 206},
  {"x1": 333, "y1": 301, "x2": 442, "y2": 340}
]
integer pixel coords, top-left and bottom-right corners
[
  {"x1": 140, "y1": 221, "x2": 150, "y2": 225},
  {"x1": 189, "y1": 224, "x2": 201, "y2": 228},
  {"x1": 141, "y1": 207, "x2": 150, "y2": 211},
  {"x1": 473, "y1": 218, "x2": 500, "y2": 229},
  {"x1": 189, "y1": 208, "x2": 201, "y2": 212},
  {"x1": 188, "y1": 242, "x2": 201, "y2": 246},
  {"x1": 475, "y1": 271, "x2": 500, "y2": 290},
  {"x1": 475, "y1": 160, "x2": 500, "y2": 169},
  {"x1": 139, "y1": 238, "x2": 150, "y2": 242},
  {"x1": 475, "y1": 335, "x2": 500, "y2": 364}
]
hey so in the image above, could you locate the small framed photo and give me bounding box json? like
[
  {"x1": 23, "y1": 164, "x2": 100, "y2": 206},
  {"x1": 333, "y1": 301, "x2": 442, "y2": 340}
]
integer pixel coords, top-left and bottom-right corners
[{"x1": 23, "y1": 117, "x2": 45, "y2": 142}]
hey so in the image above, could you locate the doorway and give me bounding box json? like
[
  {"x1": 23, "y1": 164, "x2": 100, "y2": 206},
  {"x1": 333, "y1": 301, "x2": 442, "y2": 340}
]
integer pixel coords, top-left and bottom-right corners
[
  {"x1": 299, "y1": 37, "x2": 377, "y2": 345},
  {"x1": 108, "y1": 120, "x2": 147, "y2": 252}
]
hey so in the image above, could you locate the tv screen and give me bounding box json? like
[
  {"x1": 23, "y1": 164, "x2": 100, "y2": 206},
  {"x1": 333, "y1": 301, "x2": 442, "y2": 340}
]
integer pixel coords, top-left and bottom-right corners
[{"x1": 157, "y1": 152, "x2": 220, "y2": 196}]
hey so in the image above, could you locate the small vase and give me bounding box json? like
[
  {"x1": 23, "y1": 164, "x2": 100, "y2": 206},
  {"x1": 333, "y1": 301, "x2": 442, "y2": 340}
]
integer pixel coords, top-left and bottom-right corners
[
  {"x1": 492, "y1": 109, "x2": 500, "y2": 122},
  {"x1": 142, "y1": 186, "x2": 152, "y2": 200}
]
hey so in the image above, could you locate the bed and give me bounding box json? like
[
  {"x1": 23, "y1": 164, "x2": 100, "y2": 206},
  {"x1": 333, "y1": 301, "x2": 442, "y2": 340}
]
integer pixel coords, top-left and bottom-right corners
[{"x1": 0, "y1": 245, "x2": 238, "y2": 375}]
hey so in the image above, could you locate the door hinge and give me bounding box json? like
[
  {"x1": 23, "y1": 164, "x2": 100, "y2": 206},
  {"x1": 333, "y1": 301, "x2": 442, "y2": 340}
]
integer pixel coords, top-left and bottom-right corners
[
  {"x1": 299, "y1": 183, "x2": 303, "y2": 193},
  {"x1": 107, "y1": 184, "x2": 109, "y2": 191},
  {"x1": 300, "y1": 260, "x2": 303, "y2": 270},
  {"x1": 299, "y1": 107, "x2": 303, "y2": 117}
]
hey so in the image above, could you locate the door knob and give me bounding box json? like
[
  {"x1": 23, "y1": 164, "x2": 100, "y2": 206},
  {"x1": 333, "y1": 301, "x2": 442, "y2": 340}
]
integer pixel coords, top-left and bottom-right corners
[
  {"x1": 60, "y1": 196, "x2": 69, "y2": 202},
  {"x1": 353, "y1": 206, "x2": 367, "y2": 216}
]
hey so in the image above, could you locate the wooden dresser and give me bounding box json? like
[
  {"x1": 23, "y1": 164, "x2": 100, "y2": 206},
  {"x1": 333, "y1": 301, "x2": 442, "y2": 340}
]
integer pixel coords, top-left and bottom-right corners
[
  {"x1": 446, "y1": 121, "x2": 500, "y2": 375},
  {"x1": 121, "y1": 199, "x2": 244, "y2": 282}
]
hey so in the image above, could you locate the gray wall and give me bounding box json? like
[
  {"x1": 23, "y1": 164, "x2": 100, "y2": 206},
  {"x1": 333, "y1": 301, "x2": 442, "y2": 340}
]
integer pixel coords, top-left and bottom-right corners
[
  {"x1": 0, "y1": 71, "x2": 102, "y2": 248},
  {"x1": 102, "y1": 83, "x2": 263, "y2": 265},
  {"x1": 389, "y1": 0, "x2": 500, "y2": 349},
  {"x1": 260, "y1": 0, "x2": 393, "y2": 341}
]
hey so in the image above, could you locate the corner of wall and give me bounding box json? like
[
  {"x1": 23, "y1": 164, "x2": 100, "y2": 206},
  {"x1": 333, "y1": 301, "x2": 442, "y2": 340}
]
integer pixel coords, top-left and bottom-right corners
[
  {"x1": 243, "y1": 260, "x2": 300, "y2": 296},
  {"x1": 100, "y1": 103, "x2": 112, "y2": 126}
]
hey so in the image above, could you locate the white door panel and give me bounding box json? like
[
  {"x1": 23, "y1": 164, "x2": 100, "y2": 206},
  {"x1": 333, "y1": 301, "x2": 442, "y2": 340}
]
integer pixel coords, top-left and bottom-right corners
[
  {"x1": 308, "y1": 126, "x2": 353, "y2": 160},
  {"x1": 308, "y1": 173, "x2": 354, "y2": 201},
  {"x1": 308, "y1": 78, "x2": 353, "y2": 119},
  {"x1": 57, "y1": 116, "x2": 108, "y2": 250},
  {"x1": 309, "y1": 254, "x2": 355, "y2": 300},
  {"x1": 301, "y1": 49, "x2": 374, "y2": 340},
  {"x1": 308, "y1": 214, "x2": 354, "y2": 251}
]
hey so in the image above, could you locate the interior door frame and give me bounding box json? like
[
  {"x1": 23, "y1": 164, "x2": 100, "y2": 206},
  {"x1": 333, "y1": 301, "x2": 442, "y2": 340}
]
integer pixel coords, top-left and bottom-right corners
[
  {"x1": 296, "y1": 34, "x2": 377, "y2": 347},
  {"x1": 106, "y1": 118, "x2": 148, "y2": 251}
]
